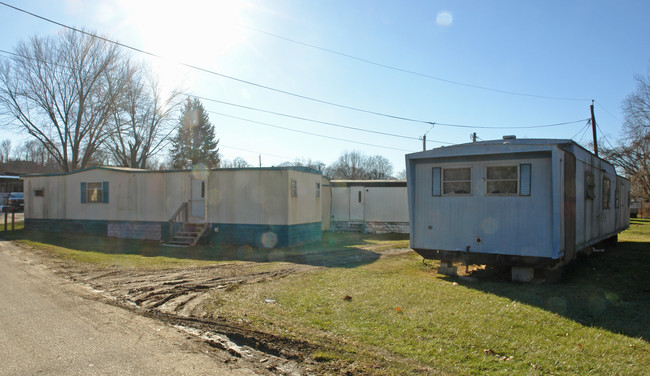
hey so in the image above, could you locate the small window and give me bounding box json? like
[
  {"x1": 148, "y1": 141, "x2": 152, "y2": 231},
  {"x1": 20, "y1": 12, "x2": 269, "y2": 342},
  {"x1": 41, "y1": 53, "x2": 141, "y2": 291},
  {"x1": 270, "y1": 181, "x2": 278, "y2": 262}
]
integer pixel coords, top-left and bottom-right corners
[
  {"x1": 585, "y1": 172, "x2": 595, "y2": 199},
  {"x1": 291, "y1": 179, "x2": 297, "y2": 197},
  {"x1": 443, "y1": 167, "x2": 472, "y2": 195},
  {"x1": 615, "y1": 189, "x2": 620, "y2": 208},
  {"x1": 486, "y1": 166, "x2": 518, "y2": 195},
  {"x1": 87, "y1": 182, "x2": 103, "y2": 203},
  {"x1": 316, "y1": 182, "x2": 321, "y2": 198},
  {"x1": 81, "y1": 181, "x2": 109, "y2": 204},
  {"x1": 34, "y1": 189, "x2": 44, "y2": 197},
  {"x1": 602, "y1": 177, "x2": 611, "y2": 210},
  {"x1": 201, "y1": 181, "x2": 205, "y2": 198}
]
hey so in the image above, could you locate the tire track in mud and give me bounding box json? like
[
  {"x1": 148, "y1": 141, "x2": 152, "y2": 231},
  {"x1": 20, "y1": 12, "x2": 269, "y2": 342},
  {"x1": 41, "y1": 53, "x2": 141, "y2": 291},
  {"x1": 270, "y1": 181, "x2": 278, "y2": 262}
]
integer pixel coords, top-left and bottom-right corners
[{"x1": 19, "y1": 249, "x2": 321, "y2": 375}]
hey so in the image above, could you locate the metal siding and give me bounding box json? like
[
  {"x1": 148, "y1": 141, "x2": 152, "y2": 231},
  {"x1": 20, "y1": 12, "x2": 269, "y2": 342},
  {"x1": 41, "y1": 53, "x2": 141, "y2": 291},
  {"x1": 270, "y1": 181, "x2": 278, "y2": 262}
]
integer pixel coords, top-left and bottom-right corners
[
  {"x1": 331, "y1": 187, "x2": 351, "y2": 221},
  {"x1": 411, "y1": 156, "x2": 554, "y2": 258},
  {"x1": 364, "y1": 187, "x2": 409, "y2": 222}
]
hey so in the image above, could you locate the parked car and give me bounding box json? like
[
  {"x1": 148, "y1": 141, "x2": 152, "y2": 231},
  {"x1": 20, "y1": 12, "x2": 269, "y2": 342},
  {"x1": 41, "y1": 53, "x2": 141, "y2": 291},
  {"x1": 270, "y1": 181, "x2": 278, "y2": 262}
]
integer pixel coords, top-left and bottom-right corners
[
  {"x1": 0, "y1": 193, "x2": 9, "y2": 212},
  {"x1": 7, "y1": 192, "x2": 24, "y2": 212}
]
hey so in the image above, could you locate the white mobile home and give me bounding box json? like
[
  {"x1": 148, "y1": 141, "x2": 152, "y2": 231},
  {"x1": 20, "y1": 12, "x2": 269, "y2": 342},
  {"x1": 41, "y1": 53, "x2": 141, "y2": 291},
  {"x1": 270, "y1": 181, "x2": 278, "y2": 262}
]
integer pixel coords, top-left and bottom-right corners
[
  {"x1": 330, "y1": 180, "x2": 408, "y2": 233},
  {"x1": 406, "y1": 138, "x2": 630, "y2": 272},
  {"x1": 23, "y1": 166, "x2": 326, "y2": 247}
]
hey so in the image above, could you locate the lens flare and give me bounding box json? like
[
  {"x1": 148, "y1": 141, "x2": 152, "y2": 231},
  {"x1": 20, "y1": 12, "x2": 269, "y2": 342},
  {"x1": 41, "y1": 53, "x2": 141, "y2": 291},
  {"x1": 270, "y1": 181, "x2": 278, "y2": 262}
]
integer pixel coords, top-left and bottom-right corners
[
  {"x1": 436, "y1": 10, "x2": 453, "y2": 27},
  {"x1": 261, "y1": 231, "x2": 278, "y2": 248}
]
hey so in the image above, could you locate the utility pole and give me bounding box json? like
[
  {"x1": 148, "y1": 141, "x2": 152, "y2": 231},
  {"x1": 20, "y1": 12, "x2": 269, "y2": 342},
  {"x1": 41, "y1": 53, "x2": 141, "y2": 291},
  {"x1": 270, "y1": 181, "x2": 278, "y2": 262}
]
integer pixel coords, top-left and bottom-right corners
[
  {"x1": 590, "y1": 100, "x2": 598, "y2": 157},
  {"x1": 259, "y1": 154, "x2": 262, "y2": 168},
  {"x1": 422, "y1": 135, "x2": 426, "y2": 151}
]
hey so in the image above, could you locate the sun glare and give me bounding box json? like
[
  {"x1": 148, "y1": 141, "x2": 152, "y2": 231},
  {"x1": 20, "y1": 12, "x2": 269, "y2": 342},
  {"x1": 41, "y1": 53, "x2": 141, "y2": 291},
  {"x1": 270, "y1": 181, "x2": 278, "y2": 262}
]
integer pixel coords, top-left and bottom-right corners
[{"x1": 113, "y1": 0, "x2": 249, "y2": 89}]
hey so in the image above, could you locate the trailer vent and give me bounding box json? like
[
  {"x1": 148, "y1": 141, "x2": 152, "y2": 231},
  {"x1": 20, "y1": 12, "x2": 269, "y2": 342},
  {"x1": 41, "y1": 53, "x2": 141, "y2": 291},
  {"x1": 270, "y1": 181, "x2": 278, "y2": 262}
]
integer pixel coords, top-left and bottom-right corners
[{"x1": 503, "y1": 135, "x2": 517, "y2": 140}]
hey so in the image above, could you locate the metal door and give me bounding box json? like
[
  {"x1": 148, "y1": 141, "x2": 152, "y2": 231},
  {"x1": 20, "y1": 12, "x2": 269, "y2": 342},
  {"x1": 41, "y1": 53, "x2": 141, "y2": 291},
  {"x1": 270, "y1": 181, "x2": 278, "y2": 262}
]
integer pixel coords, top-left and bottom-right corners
[
  {"x1": 349, "y1": 186, "x2": 364, "y2": 222},
  {"x1": 190, "y1": 178, "x2": 206, "y2": 223}
]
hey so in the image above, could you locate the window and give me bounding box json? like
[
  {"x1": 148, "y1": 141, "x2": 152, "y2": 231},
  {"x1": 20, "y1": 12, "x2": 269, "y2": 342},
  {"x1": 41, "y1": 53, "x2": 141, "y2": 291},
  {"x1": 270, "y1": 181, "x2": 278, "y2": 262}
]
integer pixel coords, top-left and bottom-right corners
[
  {"x1": 34, "y1": 189, "x2": 44, "y2": 197},
  {"x1": 81, "y1": 182, "x2": 109, "y2": 204},
  {"x1": 486, "y1": 166, "x2": 518, "y2": 195},
  {"x1": 291, "y1": 179, "x2": 297, "y2": 197},
  {"x1": 316, "y1": 182, "x2": 321, "y2": 198},
  {"x1": 602, "y1": 177, "x2": 611, "y2": 209},
  {"x1": 443, "y1": 167, "x2": 472, "y2": 195},
  {"x1": 585, "y1": 172, "x2": 595, "y2": 199},
  {"x1": 615, "y1": 188, "x2": 620, "y2": 208}
]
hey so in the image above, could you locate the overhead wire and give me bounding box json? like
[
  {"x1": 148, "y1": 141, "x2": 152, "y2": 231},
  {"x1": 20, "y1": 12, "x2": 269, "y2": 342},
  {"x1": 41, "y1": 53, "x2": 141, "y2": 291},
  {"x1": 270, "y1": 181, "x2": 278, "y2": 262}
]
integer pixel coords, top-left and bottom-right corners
[
  {"x1": 242, "y1": 24, "x2": 592, "y2": 102},
  {"x1": 595, "y1": 100, "x2": 625, "y2": 126},
  {"x1": 0, "y1": 48, "x2": 590, "y2": 148},
  {"x1": 0, "y1": 48, "x2": 451, "y2": 147},
  {"x1": 570, "y1": 119, "x2": 592, "y2": 140},
  {"x1": 577, "y1": 123, "x2": 592, "y2": 144},
  {"x1": 205, "y1": 110, "x2": 414, "y2": 152},
  {"x1": 596, "y1": 122, "x2": 617, "y2": 149},
  {"x1": 0, "y1": 1, "x2": 435, "y2": 125}
]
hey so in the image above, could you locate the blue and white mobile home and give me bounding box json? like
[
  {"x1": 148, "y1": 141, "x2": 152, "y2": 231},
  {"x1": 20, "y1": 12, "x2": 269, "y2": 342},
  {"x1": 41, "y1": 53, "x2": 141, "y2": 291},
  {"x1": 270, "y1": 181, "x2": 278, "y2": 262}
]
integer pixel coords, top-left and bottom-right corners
[{"x1": 406, "y1": 138, "x2": 630, "y2": 274}]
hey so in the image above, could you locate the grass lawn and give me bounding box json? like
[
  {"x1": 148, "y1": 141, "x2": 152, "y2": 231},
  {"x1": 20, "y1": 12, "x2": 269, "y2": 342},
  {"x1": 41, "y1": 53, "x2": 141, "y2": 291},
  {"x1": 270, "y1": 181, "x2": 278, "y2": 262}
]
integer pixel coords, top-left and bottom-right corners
[
  {"x1": 206, "y1": 221, "x2": 650, "y2": 375},
  {"x1": 2, "y1": 221, "x2": 648, "y2": 375}
]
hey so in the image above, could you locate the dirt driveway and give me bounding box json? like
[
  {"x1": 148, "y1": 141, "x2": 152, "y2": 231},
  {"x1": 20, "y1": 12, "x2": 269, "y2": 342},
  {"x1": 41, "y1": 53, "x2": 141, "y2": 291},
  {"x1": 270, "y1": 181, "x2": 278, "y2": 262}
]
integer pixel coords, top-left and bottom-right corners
[{"x1": 8, "y1": 241, "x2": 339, "y2": 375}]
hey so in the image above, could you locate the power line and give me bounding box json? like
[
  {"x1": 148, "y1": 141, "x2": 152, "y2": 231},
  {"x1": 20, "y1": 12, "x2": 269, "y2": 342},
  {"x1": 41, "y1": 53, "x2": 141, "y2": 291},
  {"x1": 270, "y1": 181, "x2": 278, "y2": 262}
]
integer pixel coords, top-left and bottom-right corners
[
  {"x1": 0, "y1": 1, "x2": 434, "y2": 125},
  {"x1": 242, "y1": 24, "x2": 592, "y2": 102},
  {"x1": 595, "y1": 122, "x2": 617, "y2": 149},
  {"x1": 220, "y1": 143, "x2": 292, "y2": 161},
  {"x1": 0, "y1": 47, "x2": 447, "y2": 144},
  {"x1": 570, "y1": 120, "x2": 592, "y2": 140},
  {"x1": 191, "y1": 94, "x2": 421, "y2": 141},
  {"x1": 0, "y1": 48, "x2": 590, "y2": 147},
  {"x1": 436, "y1": 118, "x2": 589, "y2": 129},
  {"x1": 595, "y1": 100, "x2": 625, "y2": 126},
  {"x1": 205, "y1": 109, "x2": 414, "y2": 152}
]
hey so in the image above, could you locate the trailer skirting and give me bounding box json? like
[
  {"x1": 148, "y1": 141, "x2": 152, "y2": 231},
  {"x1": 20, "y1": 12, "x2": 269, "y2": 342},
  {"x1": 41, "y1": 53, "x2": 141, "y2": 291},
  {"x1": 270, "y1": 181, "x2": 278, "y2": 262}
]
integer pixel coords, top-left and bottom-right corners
[{"x1": 25, "y1": 219, "x2": 321, "y2": 247}]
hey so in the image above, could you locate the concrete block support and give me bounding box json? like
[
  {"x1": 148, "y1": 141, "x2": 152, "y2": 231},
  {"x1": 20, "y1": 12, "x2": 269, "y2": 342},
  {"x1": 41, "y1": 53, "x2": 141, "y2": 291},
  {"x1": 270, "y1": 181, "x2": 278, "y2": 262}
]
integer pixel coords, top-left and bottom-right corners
[{"x1": 511, "y1": 266, "x2": 535, "y2": 282}]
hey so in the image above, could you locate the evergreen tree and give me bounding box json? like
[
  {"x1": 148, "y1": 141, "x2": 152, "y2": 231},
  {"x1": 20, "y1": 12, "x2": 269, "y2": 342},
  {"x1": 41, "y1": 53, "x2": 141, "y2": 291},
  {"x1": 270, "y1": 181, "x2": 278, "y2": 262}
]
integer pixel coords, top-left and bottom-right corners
[{"x1": 170, "y1": 98, "x2": 220, "y2": 168}]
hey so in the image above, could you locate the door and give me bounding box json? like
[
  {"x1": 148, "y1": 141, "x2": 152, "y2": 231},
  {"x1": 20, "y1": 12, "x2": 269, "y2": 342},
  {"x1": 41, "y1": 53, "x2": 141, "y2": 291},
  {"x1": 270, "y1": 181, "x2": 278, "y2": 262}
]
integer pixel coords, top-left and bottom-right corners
[
  {"x1": 349, "y1": 186, "x2": 364, "y2": 222},
  {"x1": 189, "y1": 178, "x2": 206, "y2": 223}
]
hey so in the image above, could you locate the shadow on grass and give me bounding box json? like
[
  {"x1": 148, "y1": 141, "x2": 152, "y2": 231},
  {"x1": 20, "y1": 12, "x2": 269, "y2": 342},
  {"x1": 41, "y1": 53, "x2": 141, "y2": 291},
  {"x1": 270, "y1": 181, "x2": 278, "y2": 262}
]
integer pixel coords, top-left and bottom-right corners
[
  {"x1": 447, "y1": 238, "x2": 650, "y2": 341},
  {"x1": 0, "y1": 229, "x2": 409, "y2": 269}
]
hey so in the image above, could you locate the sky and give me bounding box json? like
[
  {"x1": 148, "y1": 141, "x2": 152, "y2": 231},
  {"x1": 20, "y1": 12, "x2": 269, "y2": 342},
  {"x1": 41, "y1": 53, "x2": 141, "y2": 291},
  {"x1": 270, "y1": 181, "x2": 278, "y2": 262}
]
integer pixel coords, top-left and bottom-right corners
[{"x1": 0, "y1": 0, "x2": 649, "y2": 174}]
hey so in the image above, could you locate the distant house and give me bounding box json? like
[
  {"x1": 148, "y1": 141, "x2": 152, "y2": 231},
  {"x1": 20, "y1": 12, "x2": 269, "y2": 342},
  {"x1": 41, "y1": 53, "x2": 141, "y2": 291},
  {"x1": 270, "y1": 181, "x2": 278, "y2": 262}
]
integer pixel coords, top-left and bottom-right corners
[
  {"x1": 329, "y1": 180, "x2": 408, "y2": 233},
  {"x1": 0, "y1": 174, "x2": 23, "y2": 193},
  {"x1": 22, "y1": 166, "x2": 328, "y2": 247}
]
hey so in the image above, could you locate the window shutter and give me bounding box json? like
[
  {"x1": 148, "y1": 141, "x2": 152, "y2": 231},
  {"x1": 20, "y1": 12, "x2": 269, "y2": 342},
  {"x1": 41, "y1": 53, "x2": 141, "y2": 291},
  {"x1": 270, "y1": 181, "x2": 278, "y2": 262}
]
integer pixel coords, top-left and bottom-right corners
[
  {"x1": 80, "y1": 182, "x2": 87, "y2": 203},
  {"x1": 520, "y1": 164, "x2": 531, "y2": 196},
  {"x1": 432, "y1": 167, "x2": 441, "y2": 196},
  {"x1": 102, "y1": 181, "x2": 109, "y2": 203}
]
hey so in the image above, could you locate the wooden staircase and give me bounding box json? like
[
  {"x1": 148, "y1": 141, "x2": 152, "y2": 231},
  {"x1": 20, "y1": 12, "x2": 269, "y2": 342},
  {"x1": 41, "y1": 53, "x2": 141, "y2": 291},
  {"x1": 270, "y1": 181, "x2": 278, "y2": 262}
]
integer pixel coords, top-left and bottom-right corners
[
  {"x1": 165, "y1": 223, "x2": 207, "y2": 247},
  {"x1": 348, "y1": 221, "x2": 365, "y2": 233},
  {"x1": 164, "y1": 202, "x2": 208, "y2": 247}
]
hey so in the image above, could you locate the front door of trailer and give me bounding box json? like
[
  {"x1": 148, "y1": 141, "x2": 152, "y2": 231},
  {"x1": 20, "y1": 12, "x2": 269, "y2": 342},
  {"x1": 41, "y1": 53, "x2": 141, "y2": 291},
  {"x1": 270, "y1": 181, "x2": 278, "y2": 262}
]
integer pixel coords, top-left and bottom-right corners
[
  {"x1": 190, "y1": 178, "x2": 206, "y2": 223},
  {"x1": 349, "y1": 186, "x2": 364, "y2": 222}
]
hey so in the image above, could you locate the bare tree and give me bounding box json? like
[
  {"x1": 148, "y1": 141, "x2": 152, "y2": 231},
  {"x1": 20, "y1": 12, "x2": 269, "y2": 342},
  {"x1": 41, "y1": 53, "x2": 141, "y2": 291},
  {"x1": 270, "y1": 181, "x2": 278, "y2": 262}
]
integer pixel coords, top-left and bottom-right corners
[
  {"x1": 326, "y1": 151, "x2": 394, "y2": 180},
  {"x1": 0, "y1": 139, "x2": 10, "y2": 163},
  {"x1": 603, "y1": 64, "x2": 650, "y2": 198},
  {"x1": 106, "y1": 67, "x2": 183, "y2": 169},
  {"x1": 365, "y1": 155, "x2": 394, "y2": 180},
  {"x1": 221, "y1": 156, "x2": 251, "y2": 168},
  {"x1": 278, "y1": 157, "x2": 325, "y2": 172},
  {"x1": 0, "y1": 29, "x2": 134, "y2": 172}
]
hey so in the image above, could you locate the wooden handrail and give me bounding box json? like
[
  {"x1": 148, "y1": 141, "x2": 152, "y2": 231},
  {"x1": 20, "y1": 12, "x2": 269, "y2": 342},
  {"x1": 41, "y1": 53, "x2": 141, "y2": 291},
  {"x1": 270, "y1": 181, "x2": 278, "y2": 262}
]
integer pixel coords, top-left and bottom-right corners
[{"x1": 168, "y1": 202, "x2": 188, "y2": 240}]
